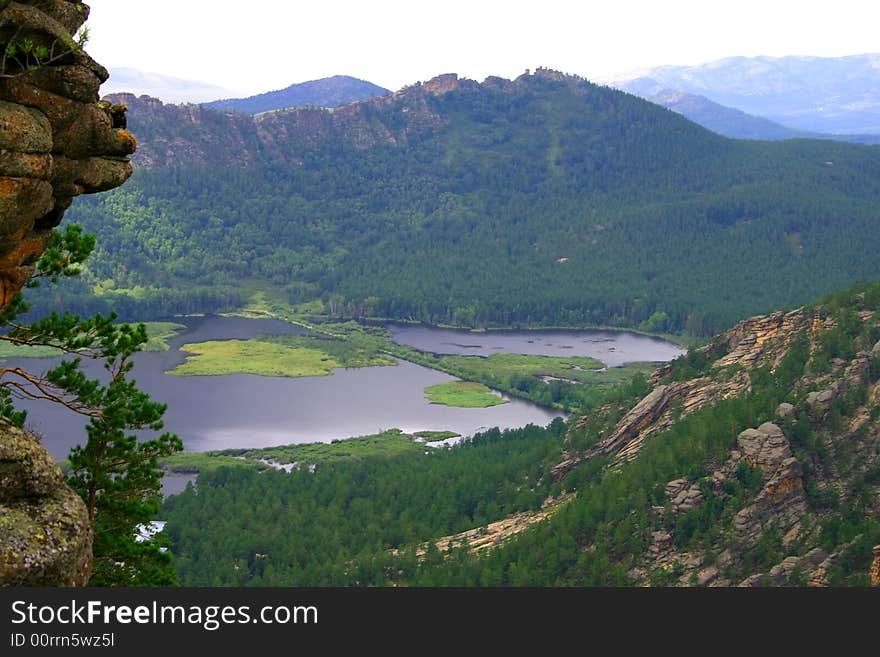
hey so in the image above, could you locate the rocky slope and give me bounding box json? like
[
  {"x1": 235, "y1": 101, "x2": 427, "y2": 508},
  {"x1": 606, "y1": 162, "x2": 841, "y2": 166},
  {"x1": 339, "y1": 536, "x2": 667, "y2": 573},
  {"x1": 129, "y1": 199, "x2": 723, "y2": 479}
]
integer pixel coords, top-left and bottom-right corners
[
  {"x1": 0, "y1": 0, "x2": 135, "y2": 586},
  {"x1": 552, "y1": 284, "x2": 880, "y2": 586},
  {"x1": 434, "y1": 283, "x2": 880, "y2": 586}
]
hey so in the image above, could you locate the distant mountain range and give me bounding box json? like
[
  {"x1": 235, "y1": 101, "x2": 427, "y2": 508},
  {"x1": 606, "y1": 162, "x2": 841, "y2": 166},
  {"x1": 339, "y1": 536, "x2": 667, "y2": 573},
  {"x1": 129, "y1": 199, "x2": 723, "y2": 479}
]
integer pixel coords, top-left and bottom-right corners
[
  {"x1": 641, "y1": 89, "x2": 880, "y2": 145},
  {"x1": 101, "y1": 70, "x2": 390, "y2": 113},
  {"x1": 203, "y1": 76, "x2": 391, "y2": 114},
  {"x1": 612, "y1": 53, "x2": 880, "y2": 135},
  {"x1": 101, "y1": 68, "x2": 238, "y2": 104},
  {"x1": 60, "y1": 70, "x2": 880, "y2": 335}
]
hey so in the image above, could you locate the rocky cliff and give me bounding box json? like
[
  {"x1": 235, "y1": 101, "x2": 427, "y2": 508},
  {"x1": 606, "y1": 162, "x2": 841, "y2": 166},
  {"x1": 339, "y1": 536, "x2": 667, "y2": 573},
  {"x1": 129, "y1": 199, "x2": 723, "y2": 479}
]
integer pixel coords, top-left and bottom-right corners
[
  {"x1": 0, "y1": 1, "x2": 135, "y2": 586},
  {"x1": 467, "y1": 285, "x2": 880, "y2": 586},
  {"x1": 108, "y1": 68, "x2": 597, "y2": 169},
  {"x1": 567, "y1": 287, "x2": 880, "y2": 586}
]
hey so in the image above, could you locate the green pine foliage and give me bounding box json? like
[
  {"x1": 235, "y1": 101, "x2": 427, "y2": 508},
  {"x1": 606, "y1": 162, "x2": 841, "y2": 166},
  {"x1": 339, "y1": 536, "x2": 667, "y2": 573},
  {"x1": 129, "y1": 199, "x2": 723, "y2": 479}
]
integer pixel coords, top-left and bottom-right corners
[
  {"x1": 0, "y1": 224, "x2": 183, "y2": 586},
  {"x1": 160, "y1": 281, "x2": 880, "y2": 586},
  {"x1": 45, "y1": 75, "x2": 880, "y2": 334},
  {"x1": 162, "y1": 420, "x2": 567, "y2": 586}
]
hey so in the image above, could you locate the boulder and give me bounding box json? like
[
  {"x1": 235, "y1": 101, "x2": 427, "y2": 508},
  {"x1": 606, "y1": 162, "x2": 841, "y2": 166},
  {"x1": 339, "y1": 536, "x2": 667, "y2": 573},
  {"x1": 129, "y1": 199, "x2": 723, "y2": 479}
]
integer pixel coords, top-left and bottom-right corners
[
  {"x1": 696, "y1": 566, "x2": 718, "y2": 587},
  {"x1": 0, "y1": 422, "x2": 92, "y2": 586},
  {"x1": 736, "y1": 423, "x2": 792, "y2": 472},
  {"x1": 776, "y1": 402, "x2": 795, "y2": 419}
]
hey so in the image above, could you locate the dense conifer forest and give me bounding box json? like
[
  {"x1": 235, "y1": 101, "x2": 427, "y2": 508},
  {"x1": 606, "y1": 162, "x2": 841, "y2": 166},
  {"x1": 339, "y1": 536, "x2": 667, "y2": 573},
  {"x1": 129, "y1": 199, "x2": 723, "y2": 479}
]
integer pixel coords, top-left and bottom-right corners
[
  {"x1": 161, "y1": 281, "x2": 880, "y2": 586},
  {"x1": 46, "y1": 73, "x2": 880, "y2": 335}
]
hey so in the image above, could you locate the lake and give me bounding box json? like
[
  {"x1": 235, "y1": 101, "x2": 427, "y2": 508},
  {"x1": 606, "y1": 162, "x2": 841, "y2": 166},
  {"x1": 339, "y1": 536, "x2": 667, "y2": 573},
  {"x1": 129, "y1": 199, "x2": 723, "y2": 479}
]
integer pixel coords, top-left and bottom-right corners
[
  {"x1": 4, "y1": 316, "x2": 684, "y2": 462},
  {"x1": 387, "y1": 324, "x2": 685, "y2": 367}
]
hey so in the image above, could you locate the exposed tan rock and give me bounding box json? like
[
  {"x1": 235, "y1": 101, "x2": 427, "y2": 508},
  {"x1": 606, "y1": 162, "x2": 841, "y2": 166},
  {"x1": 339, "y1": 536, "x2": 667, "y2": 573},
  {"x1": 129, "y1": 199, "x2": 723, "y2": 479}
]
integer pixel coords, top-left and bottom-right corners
[
  {"x1": 871, "y1": 546, "x2": 880, "y2": 587},
  {"x1": 730, "y1": 423, "x2": 806, "y2": 545},
  {"x1": 566, "y1": 310, "x2": 819, "y2": 469},
  {"x1": 714, "y1": 310, "x2": 810, "y2": 371},
  {"x1": 666, "y1": 478, "x2": 704, "y2": 513},
  {"x1": 741, "y1": 547, "x2": 834, "y2": 587},
  {"x1": 0, "y1": 1, "x2": 134, "y2": 587},
  {"x1": 412, "y1": 494, "x2": 574, "y2": 558},
  {"x1": 737, "y1": 423, "x2": 792, "y2": 472},
  {"x1": 592, "y1": 384, "x2": 676, "y2": 456},
  {"x1": 649, "y1": 530, "x2": 673, "y2": 556},
  {"x1": 422, "y1": 73, "x2": 461, "y2": 95},
  {"x1": 696, "y1": 566, "x2": 718, "y2": 586},
  {"x1": 0, "y1": 0, "x2": 134, "y2": 306},
  {"x1": 776, "y1": 402, "x2": 795, "y2": 419},
  {"x1": 0, "y1": 421, "x2": 92, "y2": 586}
]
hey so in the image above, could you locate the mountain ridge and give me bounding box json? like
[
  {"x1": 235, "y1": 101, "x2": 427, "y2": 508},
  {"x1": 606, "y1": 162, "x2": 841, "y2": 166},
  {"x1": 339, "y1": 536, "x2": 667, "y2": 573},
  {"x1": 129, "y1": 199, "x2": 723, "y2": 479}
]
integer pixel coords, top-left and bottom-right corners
[
  {"x1": 63, "y1": 69, "x2": 880, "y2": 335},
  {"x1": 202, "y1": 75, "x2": 391, "y2": 115},
  {"x1": 613, "y1": 53, "x2": 880, "y2": 135}
]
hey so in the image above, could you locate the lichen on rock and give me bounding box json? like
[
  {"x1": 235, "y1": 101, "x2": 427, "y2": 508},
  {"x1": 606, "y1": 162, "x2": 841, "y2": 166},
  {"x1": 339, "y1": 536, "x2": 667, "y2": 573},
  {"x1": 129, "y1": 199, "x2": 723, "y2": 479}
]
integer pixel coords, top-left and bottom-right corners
[
  {"x1": 0, "y1": 0, "x2": 135, "y2": 307},
  {"x1": 0, "y1": 421, "x2": 92, "y2": 586},
  {"x1": 0, "y1": 1, "x2": 136, "y2": 587}
]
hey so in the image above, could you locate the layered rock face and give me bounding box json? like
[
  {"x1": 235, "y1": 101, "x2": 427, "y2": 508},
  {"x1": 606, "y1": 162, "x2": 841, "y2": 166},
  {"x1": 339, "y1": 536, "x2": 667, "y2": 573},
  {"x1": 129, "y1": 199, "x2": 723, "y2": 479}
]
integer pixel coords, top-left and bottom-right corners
[
  {"x1": 0, "y1": 1, "x2": 134, "y2": 586},
  {"x1": 0, "y1": 0, "x2": 135, "y2": 307}
]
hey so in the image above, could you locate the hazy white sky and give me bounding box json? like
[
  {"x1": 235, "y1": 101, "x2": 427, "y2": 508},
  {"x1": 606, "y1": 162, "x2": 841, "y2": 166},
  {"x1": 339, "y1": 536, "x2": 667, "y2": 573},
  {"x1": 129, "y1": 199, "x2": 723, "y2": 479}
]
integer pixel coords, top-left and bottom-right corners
[{"x1": 85, "y1": 0, "x2": 880, "y2": 95}]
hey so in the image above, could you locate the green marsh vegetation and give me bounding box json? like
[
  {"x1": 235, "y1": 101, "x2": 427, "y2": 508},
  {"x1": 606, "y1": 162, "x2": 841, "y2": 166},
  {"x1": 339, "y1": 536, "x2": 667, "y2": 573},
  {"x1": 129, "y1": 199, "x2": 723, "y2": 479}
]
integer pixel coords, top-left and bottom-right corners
[
  {"x1": 424, "y1": 381, "x2": 507, "y2": 408},
  {"x1": 162, "y1": 429, "x2": 442, "y2": 474},
  {"x1": 169, "y1": 330, "x2": 395, "y2": 377}
]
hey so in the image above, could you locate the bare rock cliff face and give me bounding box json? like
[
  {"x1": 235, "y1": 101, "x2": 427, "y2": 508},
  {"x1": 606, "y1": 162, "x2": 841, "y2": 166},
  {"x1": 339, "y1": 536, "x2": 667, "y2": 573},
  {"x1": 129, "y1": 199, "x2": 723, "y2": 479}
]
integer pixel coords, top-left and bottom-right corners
[
  {"x1": 0, "y1": 1, "x2": 135, "y2": 586},
  {"x1": 0, "y1": 0, "x2": 134, "y2": 306}
]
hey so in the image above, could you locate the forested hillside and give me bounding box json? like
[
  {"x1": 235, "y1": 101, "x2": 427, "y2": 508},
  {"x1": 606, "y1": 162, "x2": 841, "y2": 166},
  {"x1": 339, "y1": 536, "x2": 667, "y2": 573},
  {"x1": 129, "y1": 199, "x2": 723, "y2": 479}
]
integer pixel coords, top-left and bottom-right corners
[
  {"x1": 162, "y1": 280, "x2": 880, "y2": 586},
  {"x1": 52, "y1": 69, "x2": 880, "y2": 333}
]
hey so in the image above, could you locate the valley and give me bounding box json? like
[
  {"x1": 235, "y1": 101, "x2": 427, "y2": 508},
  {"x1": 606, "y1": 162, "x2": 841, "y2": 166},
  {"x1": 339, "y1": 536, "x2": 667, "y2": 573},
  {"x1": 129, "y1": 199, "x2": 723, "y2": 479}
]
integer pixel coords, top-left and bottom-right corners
[
  {"x1": 0, "y1": 313, "x2": 679, "y2": 463},
  {"x1": 1, "y1": 0, "x2": 878, "y2": 591},
  {"x1": 37, "y1": 69, "x2": 880, "y2": 338},
  {"x1": 162, "y1": 281, "x2": 880, "y2": 586}
]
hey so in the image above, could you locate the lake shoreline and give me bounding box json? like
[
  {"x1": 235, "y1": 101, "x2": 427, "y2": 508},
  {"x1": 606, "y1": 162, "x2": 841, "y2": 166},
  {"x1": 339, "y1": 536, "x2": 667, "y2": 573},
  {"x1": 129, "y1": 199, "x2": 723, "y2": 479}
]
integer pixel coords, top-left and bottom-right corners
[{"x1": 2, "y1": 315, "x2": 682, "y2": 462}]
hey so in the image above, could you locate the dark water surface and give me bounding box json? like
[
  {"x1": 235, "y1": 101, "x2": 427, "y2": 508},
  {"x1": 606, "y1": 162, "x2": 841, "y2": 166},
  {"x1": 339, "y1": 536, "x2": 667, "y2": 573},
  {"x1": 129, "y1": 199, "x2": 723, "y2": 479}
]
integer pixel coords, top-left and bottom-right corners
[
  {"x1": 386, "y1": 324, "x2": 685, "y2": 367},
  {"x1": 7, "y1": 316, "x2": 561, "y2": 460},
  {"x1": 9, "y1": 317, "x2": 684, "y2": 463}
]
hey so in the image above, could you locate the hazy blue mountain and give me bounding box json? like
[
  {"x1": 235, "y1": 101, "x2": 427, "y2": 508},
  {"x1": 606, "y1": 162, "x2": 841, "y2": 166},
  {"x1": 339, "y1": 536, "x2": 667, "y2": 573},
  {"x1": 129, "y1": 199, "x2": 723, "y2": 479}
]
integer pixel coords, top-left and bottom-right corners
[
  {"x1": 645, "y1": 89, "x2": 809, "y2": 140},
  {"x1": 101, "y1": 67, "x2": 238, "y2": 104},
  {"x1": 614, "y1": 54, "x2": 880, "y2": 135},
  {"x1": 641, "y1": 89, "x2": 880, "y2": 144},
  {"x1": 203, "y1": 75, "x2": 391, "y2": 114}
]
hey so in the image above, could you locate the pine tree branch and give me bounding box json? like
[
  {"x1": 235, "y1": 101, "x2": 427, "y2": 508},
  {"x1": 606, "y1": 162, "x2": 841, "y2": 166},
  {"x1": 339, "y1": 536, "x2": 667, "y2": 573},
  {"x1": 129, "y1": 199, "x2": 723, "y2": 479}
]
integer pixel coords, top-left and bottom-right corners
[{"x1": 0, "y1": 367, "x2": 102, "y2": 418}]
